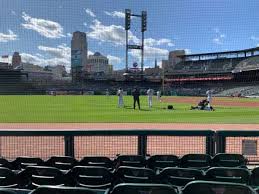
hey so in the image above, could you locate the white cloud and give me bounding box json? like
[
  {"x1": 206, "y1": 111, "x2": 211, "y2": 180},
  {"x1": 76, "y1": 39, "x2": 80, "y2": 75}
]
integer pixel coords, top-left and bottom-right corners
[
  {"x1": 0, "y1": 30, "x2": 18, "y2": 42},
  {"x1": 88, "y1": 50, "x2": 94, "y2": 55},
  {"x1": 83, "y1": 22, "x2": 87, "y2": 27},
  {"x1": 130, "y1": 46, "x2": 169, "y2": 60},
  {"x1": 85, "y1": 8, "x2": 96, "y2": 17},
  {"x1": 212, "y1": 28, "x2": 225, "y2": 45},
  {"x1": 104, "y1": 11, "x2": 125, "y2": 18},
  {"x1": 145, "y1": 38, "x2": 174, "y2": 47},
  {"x1": 21, "y1": 44, "x2": 71, "y2": 71},
  {"x1": 21, "y1": 12, "x2": 64, "y2": 39},
  {"x1": 67, "y1": 33, "x2": 72, "y2": 37},
  {"x1": 88, "y1": 19, "x2": 127, "y2": 45},
  {"x1": 107, "y1": 55, "x2": 122, "y2": 65}
]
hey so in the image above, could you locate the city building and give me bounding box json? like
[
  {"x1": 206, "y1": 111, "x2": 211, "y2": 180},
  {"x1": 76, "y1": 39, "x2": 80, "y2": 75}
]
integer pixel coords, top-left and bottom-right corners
[
  {"x1": 12, "y1": 52, "x2": 22, "y2": 69},
  {"x1": 45, "y1": 65, "x2": 67, "y2": 80},
  {"x1": 71, "y1": 31, "x2": 88, "y2": 83},
  {"x1": 0, "y1": 62, "x2": 10, "y2": 69},
  {"x1": 22, "y1": 63, "x2": 44, "y2": 72},
  {"x1": 86, "y1": 52, "x2": 109, "y2": 74}
]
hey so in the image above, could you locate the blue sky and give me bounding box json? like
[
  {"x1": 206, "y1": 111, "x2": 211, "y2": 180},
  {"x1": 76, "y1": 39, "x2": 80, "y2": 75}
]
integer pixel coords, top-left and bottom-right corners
[{"x1": 1, "y1": 0, "x2": 259, "y2": 71}]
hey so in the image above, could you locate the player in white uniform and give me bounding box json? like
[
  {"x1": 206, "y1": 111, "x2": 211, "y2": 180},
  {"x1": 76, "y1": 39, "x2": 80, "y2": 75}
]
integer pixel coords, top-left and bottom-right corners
[
  {"x1": 206, "y1": 89, "x2": 212, "y2": 108},
  {"x1": 117, "y1": 88, "x2": 124, "y2": 108},
  {"x1": 147, "y1": 88, "x2": 153, "y2": 108},
  {"x1": 105, "y1": 89, "x2": 109, "y2": 97},
  {"x1": 157, "y1": 90, "x2": 161, "y2": 102}
]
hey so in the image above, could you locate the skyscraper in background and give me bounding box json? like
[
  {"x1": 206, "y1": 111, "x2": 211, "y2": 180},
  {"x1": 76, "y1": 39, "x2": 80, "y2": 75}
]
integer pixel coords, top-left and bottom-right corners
[
  {"x1": 71, "y1": 31, "x2": 88, "y2": 83},
  {"x1": 12, "y1": 52, "x2": 21, "y2": 69}
]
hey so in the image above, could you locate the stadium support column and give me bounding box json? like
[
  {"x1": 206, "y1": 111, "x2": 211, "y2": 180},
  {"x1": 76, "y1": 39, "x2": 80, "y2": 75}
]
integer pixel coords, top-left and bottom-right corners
[
  {"x1": 126, "y1": 30, "x2": 128, "y2": 72},
  {"x1": 141, "y1": 30, "x2": 144, "y2": 76}
]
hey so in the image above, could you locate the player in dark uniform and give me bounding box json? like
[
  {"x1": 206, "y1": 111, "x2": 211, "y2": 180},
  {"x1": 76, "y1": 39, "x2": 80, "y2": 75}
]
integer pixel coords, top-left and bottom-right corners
[{"x1": 132, "y1": 87, "x2": 141, "y2": 110}]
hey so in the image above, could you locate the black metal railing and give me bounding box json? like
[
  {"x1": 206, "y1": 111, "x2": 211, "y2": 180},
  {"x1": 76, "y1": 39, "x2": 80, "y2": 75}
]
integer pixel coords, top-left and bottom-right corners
[
  {"x1": 1, "y1": 130, "x2": 259, "y2": 164},
  {"x1": 0, "y1": 130, "x2": 214, "y2": 160}
]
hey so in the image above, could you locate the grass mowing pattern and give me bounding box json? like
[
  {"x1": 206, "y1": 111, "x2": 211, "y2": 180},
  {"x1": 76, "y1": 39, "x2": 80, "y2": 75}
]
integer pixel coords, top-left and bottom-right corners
[{"x1": 0, "y1": 95, "x2": 259, "y2": 123}]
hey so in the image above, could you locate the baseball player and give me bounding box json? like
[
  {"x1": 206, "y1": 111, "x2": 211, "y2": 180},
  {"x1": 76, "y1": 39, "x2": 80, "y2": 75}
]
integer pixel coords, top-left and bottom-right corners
[
  {"x1": 117, "y1": 88, "x2": 124, "y2": 108},
  {"x1": 206, "y1": 89, "x2": 212, "y2": 108},
  {"x1": 157, "y1": 90, "x2": 161, "y2": 102},
  {"x1": 147, "y1": 88, "x2": 153, "y2": 108}
]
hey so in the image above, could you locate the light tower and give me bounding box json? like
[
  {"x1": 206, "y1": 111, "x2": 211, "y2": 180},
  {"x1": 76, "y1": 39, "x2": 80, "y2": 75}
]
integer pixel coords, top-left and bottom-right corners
[{"x1": 125, "y1": 9, "x2": 147, "y2": 77}]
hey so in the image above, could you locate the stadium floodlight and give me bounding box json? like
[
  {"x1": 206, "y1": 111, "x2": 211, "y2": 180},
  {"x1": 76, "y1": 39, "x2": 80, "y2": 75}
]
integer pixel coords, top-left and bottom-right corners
[
  {"x1": 125, "y1": 9, "x2": 131, "y2": 30},
  {"x1": 141, "y1": 11, "x2": 147, "y2": 32}
]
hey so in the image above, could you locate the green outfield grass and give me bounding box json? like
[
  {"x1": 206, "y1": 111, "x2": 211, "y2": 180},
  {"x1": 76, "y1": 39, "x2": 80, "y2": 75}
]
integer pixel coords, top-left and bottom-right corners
[{"x1": 0, "y1": 95, "x2": 259, "y2": 123}]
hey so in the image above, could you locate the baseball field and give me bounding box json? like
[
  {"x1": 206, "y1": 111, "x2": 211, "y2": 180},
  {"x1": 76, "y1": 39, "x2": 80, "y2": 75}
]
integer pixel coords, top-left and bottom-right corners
[{"x1": 1, "y1": 95, "x2": 259, "y2": 124}]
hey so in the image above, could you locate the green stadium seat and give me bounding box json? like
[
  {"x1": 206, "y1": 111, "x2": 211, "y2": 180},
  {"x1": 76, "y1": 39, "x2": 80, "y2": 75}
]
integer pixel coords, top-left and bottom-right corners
[
  {"x1": 212, "y1": 154, "x2": 247, "y2": 167},
  {"x1": 67, "y1": 166, "x2": 113, "y2": 189},
  {"x1": 0, "y1": 158, "x2": 13, "y2": 170},
  {"x1": 180, "y1": 154, "x2": 212, "y2": 169},
  {"x1": 182, "y1": 181, "x2": 256, "y2": 194},
  {"x1": 12, "y1": 157, "x2": 44, "y2": 170},
  {"x1": 45, "y1": 156, "x2": 78, "y2": 171},
  {"x1": 114, "y1": 155, "x2": 146, "y2": 168},
  {"x1": 114, "y1": 166, "x2": 156, "y2": 184},
  {"x1": 157, "y1": 167, "x2": 204, "y2": 187},
  {"x1": 30, "y1": 186, "x2": 106, "y2": 194},
  {"x1": 109, "y1": 183, "x2": 178, "y2": 194},
  {"x1": 0, "y1": 167, "x2": 18, "y2": 188},
  {"x1": 147, "y1": 155, "x2": 179, "y2": 171},
  {"x1": 18, "y1": 166, "x2": 65, "y2": 189},
  {"x1": 79, "y1": 157, "x2": 113, "y2": 170},
  {"x1": 205, "y1": 167, "x2": 251, "y2": 184},
  {"x1": 250, "y1": 167, "x2": 259, "y2": 187},
  {"x1": 0, "y1": 189, "x2": 16, "y2": 194}
]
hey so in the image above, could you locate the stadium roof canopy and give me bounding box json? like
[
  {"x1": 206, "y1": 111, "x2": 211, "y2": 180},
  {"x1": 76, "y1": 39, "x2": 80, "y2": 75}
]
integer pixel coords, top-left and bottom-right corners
[{"x1": 181, "y1": 47, "x2": 259, "y2": 60}]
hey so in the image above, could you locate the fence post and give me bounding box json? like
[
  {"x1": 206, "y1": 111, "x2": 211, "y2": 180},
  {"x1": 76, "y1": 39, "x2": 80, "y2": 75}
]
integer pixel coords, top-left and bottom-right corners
[
  {"x1": 215, "y1": 132, "x2": 226, "y2": 154},
  {"x1": 206, "y1": 133, "x2": 215, "y2": 156},
  {"x1": 64, "y1": 135, "x2": 74, "y2": 157},
  {"x1": 138, "y1": 135, "x2": 147, "y2": 156}
]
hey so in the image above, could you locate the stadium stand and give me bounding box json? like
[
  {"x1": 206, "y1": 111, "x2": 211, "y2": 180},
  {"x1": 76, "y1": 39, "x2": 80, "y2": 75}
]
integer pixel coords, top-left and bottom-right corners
[
  {"x1": 78, "y1": 157, "x2": 113, "y2": 170},
  {"x1": 205, "y1": 167, "x2": 251, "y2": 184},
  {"x1": 146, "y1": 155, "x2": 179, "y2": 171},
  {"x1": 18, "y1": 166, "x2": 65, "y2": 189},
  {"x1": 113, "y1": 166, "x2": 156, "y2": 184},
  {"x1": 67, "y1": 166, "x2": 113, "y2": 189},
  {"x1": 1, "y1": 130, "x2": 259, "y2": 193},
  {"x1": 157, "y1": 167, "x2": 204, "y2": 187},
  {"x1": 109, "y1": 183, "x2": 177, "y2": 194}
]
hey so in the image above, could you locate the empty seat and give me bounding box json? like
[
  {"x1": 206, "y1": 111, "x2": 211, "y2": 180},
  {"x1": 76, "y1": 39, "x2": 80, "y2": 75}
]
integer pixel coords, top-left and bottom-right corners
[
  {"x1": 79, "y1": 157, "x2": 113, "y2": 170},
  {"x1": 0, "y1": 189, "x2": 16, "y2": 194},
  {"x1": 114, "y1": 166, "x2": 156, "y2": 184},
  {"x1": 67, "y1": 166, "x2": 112, "y2": 189},
  {"x1": 109, "y1": 183, "x2": 178, "y2": 194},
  {"x1": 182, "y1": 181, "x2": 255, "y2": 194},
  {"x1": 45, "y1": 156, "x2": 77, "y2": 171},
  {"x1": 212, "y1": 154, "x2": 247, "y2": 167},
  {"x1": 30, "y1": 186, "x2": 105, "y2": 194},
  {"x1": 114, "y1": 155, "x2": 145, "y2": 168},
  {"x1": 181, "y1": 154, "x2": 212, "y2": 169},
  {"x1": 147, "y1": 155, "x2": 179, "y2": 171},
  {"x1": 157, "y1": 167, "x2": 204, "y2": 187},
  {"x1": 205, "y1": 167, "x2": 250, "y2": 184},
  {"x1": 12, "y1": 157, "x2": 44, "y2": 170},
  {"x1": 249, "y1": 167, "x2": 259, "y2": 187},
  {"x1": 19, "y1": 166, "x2": 65, "y2": 189},
  {"x1": 0, "y1": 158, "x2": 13, "y2": 170},
  {"x1": 0, "y1": 167, "x2": 18, "y2": 188}
]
